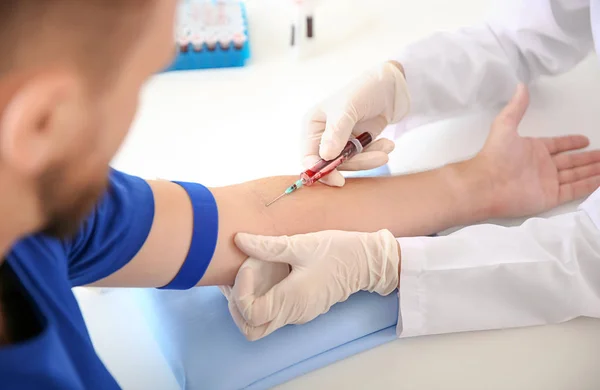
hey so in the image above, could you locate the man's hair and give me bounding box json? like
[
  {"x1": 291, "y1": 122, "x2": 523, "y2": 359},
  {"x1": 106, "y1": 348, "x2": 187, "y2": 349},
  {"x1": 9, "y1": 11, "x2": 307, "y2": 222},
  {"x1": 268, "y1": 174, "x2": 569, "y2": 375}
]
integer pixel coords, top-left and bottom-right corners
[{"x1": 0, "y1": 1, "x2": 150, "y2": 84}]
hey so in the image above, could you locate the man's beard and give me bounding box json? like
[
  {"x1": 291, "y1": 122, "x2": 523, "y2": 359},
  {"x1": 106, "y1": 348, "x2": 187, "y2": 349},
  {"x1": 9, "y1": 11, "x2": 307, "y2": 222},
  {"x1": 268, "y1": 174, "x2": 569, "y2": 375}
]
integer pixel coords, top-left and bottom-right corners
[{"x1": 38, "y1": 168, "x2": 109, "y2": 240}]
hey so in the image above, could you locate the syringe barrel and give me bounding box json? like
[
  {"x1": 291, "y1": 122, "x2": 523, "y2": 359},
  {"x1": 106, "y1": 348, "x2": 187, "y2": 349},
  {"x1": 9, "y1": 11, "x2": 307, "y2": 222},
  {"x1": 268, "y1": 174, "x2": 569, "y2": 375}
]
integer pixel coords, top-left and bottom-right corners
[{"x1": 300, "y1": 132, "x2": 373, "y2": 186}]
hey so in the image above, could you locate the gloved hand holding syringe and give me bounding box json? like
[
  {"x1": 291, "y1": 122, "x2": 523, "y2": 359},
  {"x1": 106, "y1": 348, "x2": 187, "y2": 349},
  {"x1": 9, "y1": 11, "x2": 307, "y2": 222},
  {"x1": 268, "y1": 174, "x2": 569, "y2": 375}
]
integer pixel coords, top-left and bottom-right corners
[{"x1": 266, "y1": 132, "x2": 373, "y2": 207}]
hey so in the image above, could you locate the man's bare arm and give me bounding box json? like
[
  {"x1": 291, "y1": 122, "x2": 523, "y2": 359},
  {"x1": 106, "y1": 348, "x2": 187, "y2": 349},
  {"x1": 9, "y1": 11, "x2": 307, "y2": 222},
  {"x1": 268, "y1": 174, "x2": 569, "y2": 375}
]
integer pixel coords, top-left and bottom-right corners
[{"x1": 91, "y1": 161, "x2": 490, "y2": 288}]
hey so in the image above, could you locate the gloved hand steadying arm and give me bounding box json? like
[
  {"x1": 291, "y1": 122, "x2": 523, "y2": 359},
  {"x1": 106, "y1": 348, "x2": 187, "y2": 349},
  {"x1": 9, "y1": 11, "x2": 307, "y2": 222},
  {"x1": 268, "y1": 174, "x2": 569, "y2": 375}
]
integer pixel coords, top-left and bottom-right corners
[
  {"x1": 227, "y1": 230, "x2": 400, "y2": 341},
  {"x1": 305, "y1": 61, "x2": 410, "y2": 186}
]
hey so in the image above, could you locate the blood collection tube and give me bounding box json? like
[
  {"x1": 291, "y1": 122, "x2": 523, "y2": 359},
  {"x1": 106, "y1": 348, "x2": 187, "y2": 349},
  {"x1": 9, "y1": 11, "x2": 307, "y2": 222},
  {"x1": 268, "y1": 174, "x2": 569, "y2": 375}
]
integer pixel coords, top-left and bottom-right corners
[
  {"x1": 219, "y1": 40, "x2": 230, "y2": 50},
  {"x1": 192, "y1": 34, "x2": 204, "y2": 52},
  {"x1": 218, "y1": 32, "x2": 231, "y2": 50},
  {"x1": 179, "y1": 38, "x2": 190, "y2": 53},
  {"x1": 300, "y1": 132, "x2": 373, "y2": 186},
  {"x1": 290, "y1": 0, "x2": 302, "y2": 47},
  {"x1": 177, "y1": 27, "x2": 191, "y2": 53},
  {"x1": 206, "y1": 31, "x2": 217, "y2": 51},
  {"x1": 289, "y1": 0, "x2": 317, "y2": 59},
  {"x1": 306, "y1": 15, "x2": 314, "y2": 39},
  {"x1": 232, "y1": 32, "x2": 247, "y2": 50},
  {"x1": 290, "y1": 24, "x2": 296, "y2": 46}
]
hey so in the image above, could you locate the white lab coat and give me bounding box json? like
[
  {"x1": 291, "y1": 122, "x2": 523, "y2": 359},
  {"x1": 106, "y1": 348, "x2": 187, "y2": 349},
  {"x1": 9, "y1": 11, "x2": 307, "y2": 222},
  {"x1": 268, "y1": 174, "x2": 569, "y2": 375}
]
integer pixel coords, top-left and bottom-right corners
[{"x1": 394, "y1": 0, "x2": 600, "y2": 337}]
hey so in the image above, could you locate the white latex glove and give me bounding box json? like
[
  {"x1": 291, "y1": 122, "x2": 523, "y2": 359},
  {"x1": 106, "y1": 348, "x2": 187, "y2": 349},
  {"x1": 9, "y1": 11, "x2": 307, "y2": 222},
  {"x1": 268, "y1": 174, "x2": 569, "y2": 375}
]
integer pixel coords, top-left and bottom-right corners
[
  {"x1": 229, "y1": 229, "x2": 400, "y2": 341},
  {"x1": 305, "y1": 61, "x2": 410, "y2": 186},
  {"x1": 219, "y1": 258, "x2": 289, "y2": 334}
]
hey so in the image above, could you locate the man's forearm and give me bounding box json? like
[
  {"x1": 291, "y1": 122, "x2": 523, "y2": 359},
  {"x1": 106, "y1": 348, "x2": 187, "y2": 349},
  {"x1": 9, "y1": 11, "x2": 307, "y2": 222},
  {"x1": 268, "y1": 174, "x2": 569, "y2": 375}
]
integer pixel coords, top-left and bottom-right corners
[
  {"x1": 202, "y1": 160, "x2": 492, "y2": 286},
  {"x1": 95, "y1": 161, "x2": 490, "y2": 288}
]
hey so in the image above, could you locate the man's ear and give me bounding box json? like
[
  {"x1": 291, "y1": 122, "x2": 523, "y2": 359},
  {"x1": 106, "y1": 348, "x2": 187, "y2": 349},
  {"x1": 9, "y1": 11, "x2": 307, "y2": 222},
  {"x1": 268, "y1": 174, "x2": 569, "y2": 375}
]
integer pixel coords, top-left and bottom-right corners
[{"x1": 0, "y1": 72, "x2": 81, "y2": 176}]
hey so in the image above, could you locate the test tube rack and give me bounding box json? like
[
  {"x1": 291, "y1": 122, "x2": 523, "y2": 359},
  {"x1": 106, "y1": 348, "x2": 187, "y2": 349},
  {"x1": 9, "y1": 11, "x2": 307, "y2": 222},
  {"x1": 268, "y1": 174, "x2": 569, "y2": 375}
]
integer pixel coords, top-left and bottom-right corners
[{"x1": 164, "y1": 0, "x2": 251, "y2": 72}]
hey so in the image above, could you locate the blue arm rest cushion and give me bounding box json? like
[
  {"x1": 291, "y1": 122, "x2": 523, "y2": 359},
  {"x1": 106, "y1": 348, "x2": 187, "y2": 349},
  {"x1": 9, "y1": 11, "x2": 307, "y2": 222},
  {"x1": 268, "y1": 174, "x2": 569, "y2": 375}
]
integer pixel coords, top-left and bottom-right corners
[{"x1": 135, "y1": 288, "x2": 399, "y2": 390}]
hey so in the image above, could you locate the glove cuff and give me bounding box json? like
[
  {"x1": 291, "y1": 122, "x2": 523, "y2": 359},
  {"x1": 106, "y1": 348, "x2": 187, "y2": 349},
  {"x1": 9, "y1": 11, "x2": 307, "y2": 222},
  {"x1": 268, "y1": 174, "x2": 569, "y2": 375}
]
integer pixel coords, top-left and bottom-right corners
[{"x1": 364, "y1": 229, "x2": 400, "y2": 296}]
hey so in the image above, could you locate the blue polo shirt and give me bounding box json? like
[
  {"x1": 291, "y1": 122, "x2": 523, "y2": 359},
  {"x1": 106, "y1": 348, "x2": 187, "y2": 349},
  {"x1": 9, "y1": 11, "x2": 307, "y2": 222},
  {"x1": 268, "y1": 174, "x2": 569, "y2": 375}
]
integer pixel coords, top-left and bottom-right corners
[{"x1": 0, "y1": 169, "x2": 219, "y2": 389}]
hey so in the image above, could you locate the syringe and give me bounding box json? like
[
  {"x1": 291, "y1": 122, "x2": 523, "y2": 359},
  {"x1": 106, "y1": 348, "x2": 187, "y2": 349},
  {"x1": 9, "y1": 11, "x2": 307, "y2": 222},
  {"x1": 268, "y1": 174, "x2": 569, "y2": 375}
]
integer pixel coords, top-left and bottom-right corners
[{"x1": 266, "y1": 132, "x2": 373, "y2": 207}]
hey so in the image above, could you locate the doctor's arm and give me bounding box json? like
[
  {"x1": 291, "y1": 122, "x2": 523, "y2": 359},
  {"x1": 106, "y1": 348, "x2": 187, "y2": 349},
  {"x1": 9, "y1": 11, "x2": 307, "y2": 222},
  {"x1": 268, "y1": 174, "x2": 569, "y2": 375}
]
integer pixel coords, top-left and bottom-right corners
[
  {"x1": 396, "y1": 0, "x2": 594, "y2": 129},
  {"x1": 397, "y1": 199, "x2": 600, "y2": 337}
]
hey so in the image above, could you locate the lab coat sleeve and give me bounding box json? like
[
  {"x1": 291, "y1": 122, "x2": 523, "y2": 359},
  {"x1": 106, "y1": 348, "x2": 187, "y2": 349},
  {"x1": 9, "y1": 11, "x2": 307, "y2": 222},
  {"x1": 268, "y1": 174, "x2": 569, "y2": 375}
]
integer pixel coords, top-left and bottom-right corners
[
  {"x1": 393, "y1": 0, "x2": 594, "y2": 134},
  {"x1": 397, "y1": 188, "x2": 600, "y2": 338}
]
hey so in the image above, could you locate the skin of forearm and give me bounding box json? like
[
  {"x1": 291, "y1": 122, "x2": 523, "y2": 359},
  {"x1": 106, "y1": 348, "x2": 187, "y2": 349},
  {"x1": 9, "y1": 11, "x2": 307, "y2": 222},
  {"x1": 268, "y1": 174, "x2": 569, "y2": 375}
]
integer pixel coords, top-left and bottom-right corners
[
  {"x1": 93, "y1": 160, "x2": 490, "y2": 288},
  {"x1": 201, "y1": 159, "x2": 492, "y2": 286}
]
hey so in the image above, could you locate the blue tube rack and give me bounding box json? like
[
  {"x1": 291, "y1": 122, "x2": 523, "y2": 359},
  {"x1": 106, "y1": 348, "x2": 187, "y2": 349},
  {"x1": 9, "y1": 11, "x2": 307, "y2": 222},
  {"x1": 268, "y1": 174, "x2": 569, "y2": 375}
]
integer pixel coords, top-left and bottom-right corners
[{"x1": 163, "y1": 1, "x2": 251, "y2": 72}]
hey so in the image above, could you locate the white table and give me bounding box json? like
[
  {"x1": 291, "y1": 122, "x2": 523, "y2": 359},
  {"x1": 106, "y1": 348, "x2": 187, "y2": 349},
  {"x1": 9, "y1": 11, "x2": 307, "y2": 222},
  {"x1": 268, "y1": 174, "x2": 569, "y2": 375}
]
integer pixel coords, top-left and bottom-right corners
[{"x1": 76, "y1": 0, "x2": 600, "y2": 389}]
